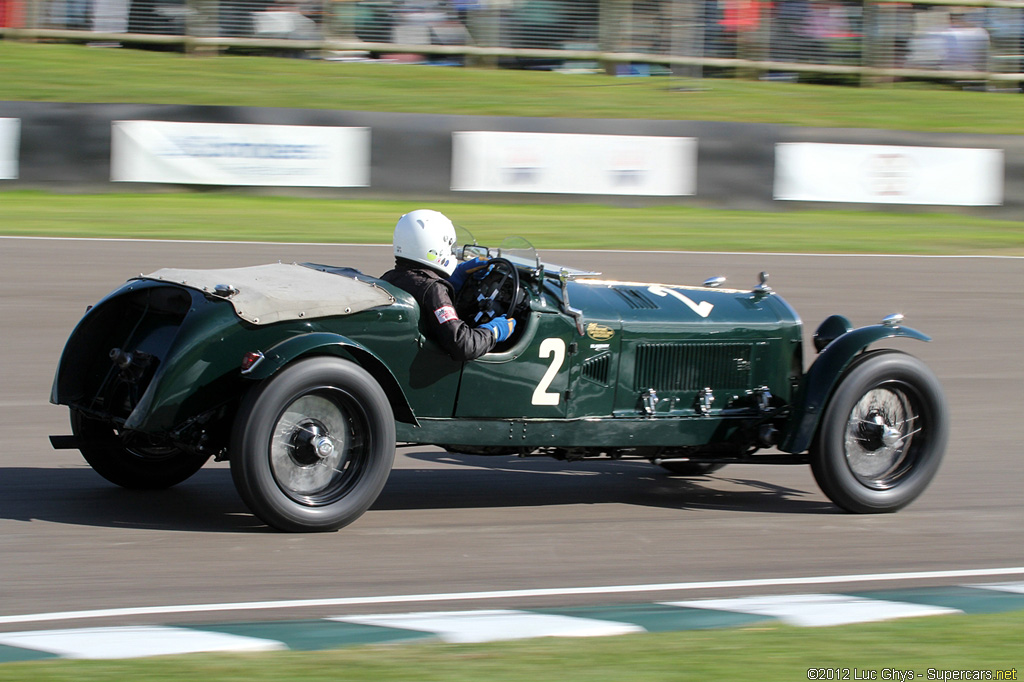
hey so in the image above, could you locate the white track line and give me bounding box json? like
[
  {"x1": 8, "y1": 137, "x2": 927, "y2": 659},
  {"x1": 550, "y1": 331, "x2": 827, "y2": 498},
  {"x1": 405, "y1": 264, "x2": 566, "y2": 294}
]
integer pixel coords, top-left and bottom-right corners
[
  {"x1": 2, "y1": 567, "x2": 1023, "y2": 627},
  {"x1": 2, "y1": 235, "x2": 1021, "y2": 259}
]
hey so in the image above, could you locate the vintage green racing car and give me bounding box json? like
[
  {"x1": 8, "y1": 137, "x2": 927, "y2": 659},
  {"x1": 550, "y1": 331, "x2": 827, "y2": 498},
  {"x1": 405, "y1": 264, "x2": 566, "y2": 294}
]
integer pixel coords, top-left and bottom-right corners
[{"x1": 50, "y1": 232, "x2": 948, "y2": 532}]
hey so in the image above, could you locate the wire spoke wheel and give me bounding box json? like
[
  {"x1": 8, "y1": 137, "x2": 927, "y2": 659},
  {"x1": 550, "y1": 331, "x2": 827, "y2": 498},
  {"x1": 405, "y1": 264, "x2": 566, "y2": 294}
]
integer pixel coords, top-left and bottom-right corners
[
  {"x1": 231, "y1": 357, "x2": 395, "y2": 532},
  {"x1": 270, "y1": 390, "x2": 368, "y2": 505},
  {"x1": 843, "y1": 385, "x2": 920, "y2": 489},
  {"x1": 811, "y1": 350, "x2": 947, "y2": 513}
]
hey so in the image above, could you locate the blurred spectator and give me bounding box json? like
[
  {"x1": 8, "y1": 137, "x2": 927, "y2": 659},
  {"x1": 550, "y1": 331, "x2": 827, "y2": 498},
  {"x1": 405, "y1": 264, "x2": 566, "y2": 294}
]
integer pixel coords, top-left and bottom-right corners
[
  {"x1": 943, "y1": 11, "x2": 989, "y2": 70},
  {"x1": 719, "y1": 0, "x2": 763, "y2": 59},
  {"x1": 253, "y1": 0, "x2": 320, "y2": 39},
  {"x1": 721, "y1": 0, "x2": 760, "y2": 34},
  {"x1": 907, "y1": 8, "x2": 989, "y2": 72},
  {"x1": 869, "y1": 1, "x2": 914, "y2": 69},
  {"x1": 355, "y1": 0, "x2": 394, "y2": 42},
  {"x1": 352, "y1": 0, "x2": 467, "y2": 48},
  {"x1": 809, "y1": 0, "x2": 859, "y2": 54},
  {"x1": 506, "y1": 0, "x2": 565, "y2": 49},
  {"x1": 984, "y1": 7, "x2": 1023, "y2": 74},
  {"x1": 702, "y1": 0, "x2": 732, "y2": 57},
  {"x1": 451, "y1": 0, "x2": 476, "y2": 25},
  {"x1": 772, "y1": 0, "x2": 811, "y2": 63},
  {"x1": 392, "y1": 0, "x2": 467, "y2": 47}
]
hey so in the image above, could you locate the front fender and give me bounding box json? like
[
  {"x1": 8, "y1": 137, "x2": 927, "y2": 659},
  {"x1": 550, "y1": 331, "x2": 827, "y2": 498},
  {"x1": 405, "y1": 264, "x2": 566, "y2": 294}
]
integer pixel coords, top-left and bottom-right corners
[
  {"x1": 245, "y1": 332, "x2": 417, "y2": 425},
  {"x1": 780, "y1": 323, "x2": 931, "y2": 454}
]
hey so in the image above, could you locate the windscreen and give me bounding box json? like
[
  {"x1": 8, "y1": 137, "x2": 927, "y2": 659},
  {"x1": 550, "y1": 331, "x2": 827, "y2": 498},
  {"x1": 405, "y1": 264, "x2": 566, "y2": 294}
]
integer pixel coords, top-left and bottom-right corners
[{"x1": 498, "y1": 236, "x2": 539, "y2": 269}]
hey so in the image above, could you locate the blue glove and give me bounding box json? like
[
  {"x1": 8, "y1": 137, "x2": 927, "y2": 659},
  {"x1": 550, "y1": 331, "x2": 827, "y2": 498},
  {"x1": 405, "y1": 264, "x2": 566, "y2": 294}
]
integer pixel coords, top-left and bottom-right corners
[
  {"x1": 480, "y1": 315, "x2": 516, "y2": 342},
  {"x1": 448, "y1": 258, "x2": 487, "y2": 292}
]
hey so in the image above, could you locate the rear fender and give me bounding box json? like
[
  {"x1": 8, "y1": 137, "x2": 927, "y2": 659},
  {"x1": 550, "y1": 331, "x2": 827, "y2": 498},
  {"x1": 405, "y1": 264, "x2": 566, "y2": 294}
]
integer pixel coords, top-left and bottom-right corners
[
  {"x1": 781, "y1": 323, "x2": 931, "y2": 454},
  {"x1": 243, "y1": 332, "x2": 417, "y2": 425}
]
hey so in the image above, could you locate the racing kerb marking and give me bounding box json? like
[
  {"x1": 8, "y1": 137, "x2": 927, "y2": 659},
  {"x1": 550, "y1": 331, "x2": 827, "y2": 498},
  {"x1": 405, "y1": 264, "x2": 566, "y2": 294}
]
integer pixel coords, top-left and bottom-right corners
[
  {"x1": 1, "y1": 567, "x2": 1023, "y2": 627},
  {"x1": 2, "y1": 582, "x2": 1024, "y2": 662}
]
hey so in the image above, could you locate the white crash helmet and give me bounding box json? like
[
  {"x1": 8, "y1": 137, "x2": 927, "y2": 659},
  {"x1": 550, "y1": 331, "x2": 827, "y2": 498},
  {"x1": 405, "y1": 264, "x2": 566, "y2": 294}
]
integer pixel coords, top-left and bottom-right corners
[{"x1": 392, "y1": 209, "x2": 458, "y2": 276}]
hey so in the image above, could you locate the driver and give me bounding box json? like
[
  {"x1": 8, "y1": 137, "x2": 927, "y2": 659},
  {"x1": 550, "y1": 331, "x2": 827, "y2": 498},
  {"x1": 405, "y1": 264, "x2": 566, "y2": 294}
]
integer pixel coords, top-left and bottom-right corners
[{"x1": 380, "y1": 209, "x2": 516, "y2": 362}]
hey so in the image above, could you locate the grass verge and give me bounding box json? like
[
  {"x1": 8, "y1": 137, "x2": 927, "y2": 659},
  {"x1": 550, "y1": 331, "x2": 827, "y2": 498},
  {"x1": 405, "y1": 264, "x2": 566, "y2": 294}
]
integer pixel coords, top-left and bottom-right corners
[
  {"x1": 3, "y1": 191, "x2": 1023, "y2": 255},
  {"x1": 0, "y1": 610, "x2": 1020, "y2": 682},
  {"x1": 2, "y1": 42, "x2": 1023, "y2": 134}
]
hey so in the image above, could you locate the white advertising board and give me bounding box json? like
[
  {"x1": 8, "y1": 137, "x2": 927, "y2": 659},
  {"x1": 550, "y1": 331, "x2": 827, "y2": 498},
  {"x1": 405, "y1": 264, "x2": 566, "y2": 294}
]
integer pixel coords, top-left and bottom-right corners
[
  {"x1": 111, "y1": 121, "x2": 370, "y2": 187},
  {"x1": 451, "y1": 131, "x2": 697, "y2": 196},
  {"x1": 0, "y1": 118, "x2": 20, "y2": 180},
  {"x1": 774, "y1": 142, "x2": 1003, "y2": 206}
]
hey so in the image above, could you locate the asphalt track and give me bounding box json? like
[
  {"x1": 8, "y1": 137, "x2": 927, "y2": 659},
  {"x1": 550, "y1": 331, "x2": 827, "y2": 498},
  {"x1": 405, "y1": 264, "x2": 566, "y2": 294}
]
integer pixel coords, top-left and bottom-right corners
[{"x1": 2, "y1": 236, "x2": 1022, "y2": 632}]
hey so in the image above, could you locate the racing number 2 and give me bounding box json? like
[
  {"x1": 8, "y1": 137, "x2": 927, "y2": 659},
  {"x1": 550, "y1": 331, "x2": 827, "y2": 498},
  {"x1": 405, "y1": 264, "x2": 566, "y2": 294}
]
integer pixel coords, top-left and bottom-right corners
[{"x1": 531, "y1": 338, "x2": 566, "y2": 406}]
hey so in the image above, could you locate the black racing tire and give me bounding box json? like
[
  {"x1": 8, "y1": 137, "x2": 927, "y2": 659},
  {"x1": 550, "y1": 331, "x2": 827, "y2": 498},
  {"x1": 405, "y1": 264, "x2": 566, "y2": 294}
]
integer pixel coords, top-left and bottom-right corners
[
  {"x1": 659, "y1": 462, "x2": 727, "y2": 476},
  {"x1": 70, "y1": 409, "x2": 209, "y2": 489},
  {"x1": 230, "y1": 357, "x2": 395, "y2": 532},
  {"x1": 811, "y1": 350, "x2": 948, "y2": 514}
]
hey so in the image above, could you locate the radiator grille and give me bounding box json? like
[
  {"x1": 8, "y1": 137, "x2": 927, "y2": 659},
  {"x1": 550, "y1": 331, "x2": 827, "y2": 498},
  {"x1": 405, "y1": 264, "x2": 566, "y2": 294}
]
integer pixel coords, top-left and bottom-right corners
[{"x1": 634, "y1": 343, "x2": 753, "y2": 392}]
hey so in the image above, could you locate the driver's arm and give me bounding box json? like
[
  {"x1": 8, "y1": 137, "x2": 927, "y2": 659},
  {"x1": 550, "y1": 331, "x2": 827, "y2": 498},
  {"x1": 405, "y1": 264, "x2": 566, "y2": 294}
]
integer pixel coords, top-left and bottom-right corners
[{"x1": 423, "y1": 280, "x2": 498, "y2": 362}]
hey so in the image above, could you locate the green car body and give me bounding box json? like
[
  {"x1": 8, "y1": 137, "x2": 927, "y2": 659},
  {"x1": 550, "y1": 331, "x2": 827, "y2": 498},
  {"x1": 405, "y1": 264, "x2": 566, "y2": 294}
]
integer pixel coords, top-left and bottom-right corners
[{"x1": 51, "y1": 243, "x2": 948, "y2": 532}]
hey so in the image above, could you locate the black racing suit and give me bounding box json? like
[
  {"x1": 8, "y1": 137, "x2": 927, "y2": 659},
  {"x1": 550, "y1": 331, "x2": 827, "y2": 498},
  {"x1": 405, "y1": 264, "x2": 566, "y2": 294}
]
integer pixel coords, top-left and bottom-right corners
[{"x1": 380, "y1": 259, "x2": 496, "y2": 362}]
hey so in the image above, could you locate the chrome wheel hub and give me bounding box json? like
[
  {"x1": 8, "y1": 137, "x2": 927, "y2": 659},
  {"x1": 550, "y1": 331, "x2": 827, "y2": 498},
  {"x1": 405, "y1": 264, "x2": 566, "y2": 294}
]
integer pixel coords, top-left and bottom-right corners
[
  {"x1": 844, "y1": 386, "x2": 920, "y2": 489},
  {"x1": 313, "y1": 434, "x2": 335, "y2": 459},
  {"x1": 271, "y1": 394, "x2": 351, "y2": 498}
]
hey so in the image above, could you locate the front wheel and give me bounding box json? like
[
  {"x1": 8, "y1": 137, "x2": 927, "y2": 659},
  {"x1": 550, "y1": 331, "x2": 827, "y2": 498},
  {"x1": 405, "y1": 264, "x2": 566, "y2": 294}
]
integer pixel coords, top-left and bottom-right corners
[
  {"x1": 230, "y1": 357, "x2": 395, "y2": 532},
  {"x1": 71, "y1": 409, "x2": 209, "y2": 489},
  {"x1": 811, "y1": 350, "x2": 947, "y2": 513}
]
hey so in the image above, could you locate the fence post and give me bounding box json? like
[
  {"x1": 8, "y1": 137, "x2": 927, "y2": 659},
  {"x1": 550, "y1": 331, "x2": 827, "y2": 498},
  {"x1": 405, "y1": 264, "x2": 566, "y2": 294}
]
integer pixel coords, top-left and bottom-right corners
[
  {"x1": 186, "y1": 0, "x2": 220, "y2": 55},
  {"x1": 861, "y1": 0, "x2": 878, "y2": 86},
  {"x1": 670, "y1": 0, "x2": 702, "y2": 80},
  {"x1": 24, "y1": 0, "x2": 37, "y2": 40},
  {"x1": 469, "y1": 0, "x2": 500, "y2": 68},
  {"x1": 598, "y1": 0, "x2": 616, "y2": 75}
]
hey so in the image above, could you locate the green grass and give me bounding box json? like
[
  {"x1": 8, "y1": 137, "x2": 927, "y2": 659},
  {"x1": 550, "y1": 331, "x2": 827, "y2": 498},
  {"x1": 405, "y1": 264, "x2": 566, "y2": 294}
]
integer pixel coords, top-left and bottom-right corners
[
  {"x1": 1, "y1": 611, "x2": 1021, "y2": 681},
  {"x1": 2, "y1": 42, "x2": 1023, "y2": 133},
  {"x1": 3, "y1": 191, "x2": 1024, "y2": 255}
]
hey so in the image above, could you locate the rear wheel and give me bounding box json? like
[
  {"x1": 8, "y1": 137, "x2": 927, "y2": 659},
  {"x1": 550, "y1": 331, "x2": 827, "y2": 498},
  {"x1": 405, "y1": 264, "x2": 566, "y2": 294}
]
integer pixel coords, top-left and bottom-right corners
[
  {"x1": 70, "y1": 409, "x2": 209, "y2": 489},
  {"x1": 811, "y1": 350, "x2": 947, "y2": 513},
  {"x1": 230, "y1": 357, "x2": 395, "y2": 532}
]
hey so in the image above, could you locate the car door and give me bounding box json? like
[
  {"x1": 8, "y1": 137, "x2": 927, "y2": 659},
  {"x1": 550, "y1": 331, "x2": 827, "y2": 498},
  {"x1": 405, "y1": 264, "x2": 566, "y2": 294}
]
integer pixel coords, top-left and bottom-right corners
[{"x1": 453, "y1": 310, "x2": 576, "y2": 419}]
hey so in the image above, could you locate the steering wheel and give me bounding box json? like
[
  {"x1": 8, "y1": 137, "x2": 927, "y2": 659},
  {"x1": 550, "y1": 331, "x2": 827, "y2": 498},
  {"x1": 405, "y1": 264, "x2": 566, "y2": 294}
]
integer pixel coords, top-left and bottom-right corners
[{"x1": 454, "y1": 257, "x2": 523, "y2": 327}]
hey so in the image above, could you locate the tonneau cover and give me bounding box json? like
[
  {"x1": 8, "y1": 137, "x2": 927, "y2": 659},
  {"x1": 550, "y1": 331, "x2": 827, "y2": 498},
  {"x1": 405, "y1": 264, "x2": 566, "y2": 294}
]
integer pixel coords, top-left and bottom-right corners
[{"x1": 141, "y1": 262, "x2": 395, "y2": 325}]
